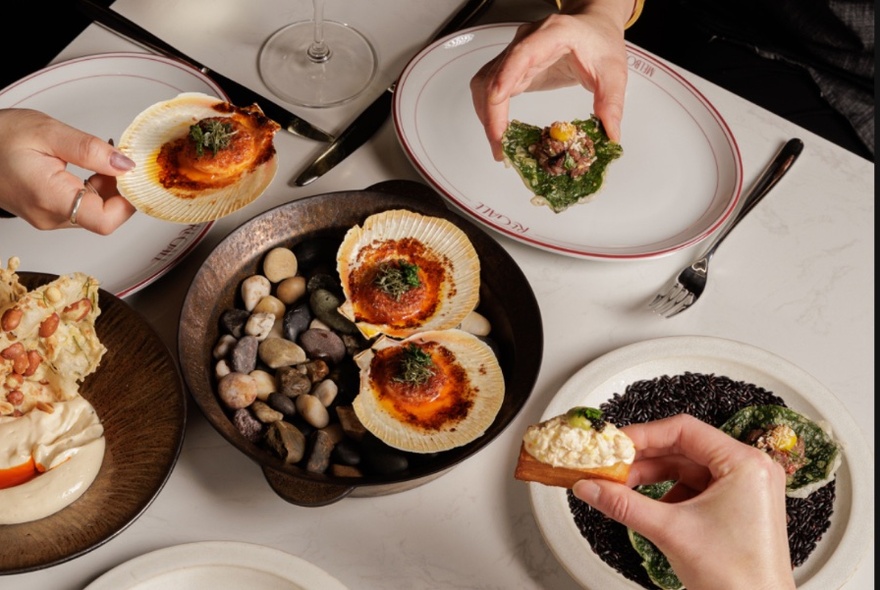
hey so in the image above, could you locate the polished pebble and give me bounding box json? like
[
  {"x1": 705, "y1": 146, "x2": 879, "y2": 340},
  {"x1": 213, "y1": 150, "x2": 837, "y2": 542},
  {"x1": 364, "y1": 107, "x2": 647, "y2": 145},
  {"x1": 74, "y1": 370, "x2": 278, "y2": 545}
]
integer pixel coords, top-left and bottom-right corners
[
  {"x1": 311, "y1": 379, "x2": 339, "y2": 407},
  {"x1": 265, "y1": 420, "x2": 306, "y2": 464},
  {"x1": 276, "y1": 366, "x2": 311, "y2": 397},
  {"x1": 252, "y1": 400, "x2": 283, "y2": 423},
  {"x1": 245, "y1": 312, "x2": 275, "y2": 341},
  {"x1": 249, "y1": 369, "x2": 277, "y2": 399},
  {"x1": 296, "y1": 394, "x2": 330, "y2": 428},
  {"x1": 300, "y1": 328, "x2": 346, "y2": 365},
  {"x1": 220, "y1": 309, "x2": 249, "y2": 338},
  {"x1": 241, "y1": 275, "x2": 271, "y2": 311},
  {"x1": 230, "y1": 335, "x2": 258, "y2": 374},
  {"x1": 267, "y1": 391, "x2": 297, "y2": 416},
  {"x1": 276, "y1": 275, "x2": 307, "y2": 305},
  {"x1": 263, "y1": 247, "x2": 298, "y2": 283},
  {"x1": 233, "y1": 408, "x2": 264, "y2": 443},
  {"x1": 253, "y1": 295, "x2": 286, "y2": 320},
  {"x1": 282, "y1": 303, "x2": 312, "y2": 342},
  {"x1": 310, "y1": 288, "x2": 358, "y2": 335},
  {"x1": 258, "y1": 337, "x2": 307, "y2": 368},
  {"x1": 219, "y1": 372, "x2": 258, "y2": 409}
]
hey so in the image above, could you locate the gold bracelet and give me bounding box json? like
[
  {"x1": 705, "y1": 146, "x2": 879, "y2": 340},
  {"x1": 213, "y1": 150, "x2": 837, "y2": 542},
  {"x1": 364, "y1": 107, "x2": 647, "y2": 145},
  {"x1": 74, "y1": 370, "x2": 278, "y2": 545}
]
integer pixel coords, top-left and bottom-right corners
[
  {"x1": 555, "y1": 0, "x2": 645, "y2": 29},
  {"x1": 624, "y1": 0, "x2": 645, "y2": 29}
]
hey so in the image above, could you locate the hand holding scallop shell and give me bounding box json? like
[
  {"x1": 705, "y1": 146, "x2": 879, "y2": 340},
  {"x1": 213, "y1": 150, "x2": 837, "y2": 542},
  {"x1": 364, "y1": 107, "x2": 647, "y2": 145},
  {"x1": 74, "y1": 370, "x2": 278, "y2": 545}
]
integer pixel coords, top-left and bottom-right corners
[{"x1": 116, "y1": 92, "x2": 280, "y2": 223}]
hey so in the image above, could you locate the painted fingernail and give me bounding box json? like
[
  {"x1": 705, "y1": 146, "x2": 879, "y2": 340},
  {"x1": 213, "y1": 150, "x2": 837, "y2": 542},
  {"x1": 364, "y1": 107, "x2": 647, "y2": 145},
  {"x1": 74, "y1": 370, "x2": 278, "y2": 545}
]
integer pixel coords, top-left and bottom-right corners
[{"x1": 110, "y1": 151, "x2": 136, "y2": 171}]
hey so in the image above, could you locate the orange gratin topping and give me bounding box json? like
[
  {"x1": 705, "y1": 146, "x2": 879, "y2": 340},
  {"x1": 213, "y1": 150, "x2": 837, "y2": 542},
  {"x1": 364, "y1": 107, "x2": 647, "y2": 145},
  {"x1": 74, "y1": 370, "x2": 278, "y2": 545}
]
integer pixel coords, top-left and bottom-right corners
[
  {"x1": 368, "y1": 341, "x2": 474, "y2": 431},
  {"x1": 156, "y1": 103, "x2": 279, "y2": 195},
  {"x1": 347, "y1": 238, "x2": 449, "y2": 330}
]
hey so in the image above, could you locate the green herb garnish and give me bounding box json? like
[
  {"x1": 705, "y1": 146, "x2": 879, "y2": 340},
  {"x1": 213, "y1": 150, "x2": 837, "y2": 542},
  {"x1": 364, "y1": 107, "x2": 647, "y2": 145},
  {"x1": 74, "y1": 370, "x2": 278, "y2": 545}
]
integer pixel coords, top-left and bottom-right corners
[
  {"x1": 189, "y1": 119, "x2": 237, "y2": 156},
  {"x1": 374, "y1": 260, "x2": 421, "y2": 300},
  {"x1": 393, "y1": 344, "x2": 435, "y2": 386},
  {"x1": 566, "y1": 406, "x2": 606, "y2": 433}
]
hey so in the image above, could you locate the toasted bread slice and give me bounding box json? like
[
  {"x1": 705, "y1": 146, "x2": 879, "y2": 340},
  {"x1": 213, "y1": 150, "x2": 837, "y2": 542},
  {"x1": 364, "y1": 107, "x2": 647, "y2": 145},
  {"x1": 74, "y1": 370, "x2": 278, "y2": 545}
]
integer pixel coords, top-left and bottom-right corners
[{"x1": 513, "y1": 443, "x2": 631, "y2": 488}]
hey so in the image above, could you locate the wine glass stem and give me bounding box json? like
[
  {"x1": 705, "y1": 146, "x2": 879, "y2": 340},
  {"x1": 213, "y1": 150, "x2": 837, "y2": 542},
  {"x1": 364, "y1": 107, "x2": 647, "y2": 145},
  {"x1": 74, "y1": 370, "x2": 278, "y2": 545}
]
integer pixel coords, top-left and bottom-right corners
[{"x1": 308, "y1": 0, "x2": 331, "y2": 63}]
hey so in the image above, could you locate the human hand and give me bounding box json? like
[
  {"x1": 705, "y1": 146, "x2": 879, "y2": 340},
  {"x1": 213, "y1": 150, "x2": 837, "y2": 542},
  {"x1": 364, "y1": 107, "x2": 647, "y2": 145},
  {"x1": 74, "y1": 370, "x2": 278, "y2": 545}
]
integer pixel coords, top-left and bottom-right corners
[
  {"x1": 470, "y1": 0, "x2": 631, "y2": 161},
  {"x1": 0, "y1": 108, "x2": 137, "y2": 234},
  {"x1": 572, "y1": 413, "x2": 796, "y2": 590}
]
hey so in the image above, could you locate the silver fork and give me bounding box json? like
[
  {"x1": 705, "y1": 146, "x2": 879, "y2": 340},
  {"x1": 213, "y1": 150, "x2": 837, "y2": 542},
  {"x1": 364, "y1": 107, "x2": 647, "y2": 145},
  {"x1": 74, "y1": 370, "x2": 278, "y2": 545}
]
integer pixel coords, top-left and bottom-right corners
[{"x1": 649, "y1": 138, "x2": 804, "y2": 318}]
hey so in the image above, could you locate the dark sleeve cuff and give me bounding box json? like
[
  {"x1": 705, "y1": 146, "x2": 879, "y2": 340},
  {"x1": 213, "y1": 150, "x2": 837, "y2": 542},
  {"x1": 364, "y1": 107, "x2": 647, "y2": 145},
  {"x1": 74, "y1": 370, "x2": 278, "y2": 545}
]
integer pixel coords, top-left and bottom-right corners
[{"x1": 0, "y1": 208, "x2": 15, "y2": 218}]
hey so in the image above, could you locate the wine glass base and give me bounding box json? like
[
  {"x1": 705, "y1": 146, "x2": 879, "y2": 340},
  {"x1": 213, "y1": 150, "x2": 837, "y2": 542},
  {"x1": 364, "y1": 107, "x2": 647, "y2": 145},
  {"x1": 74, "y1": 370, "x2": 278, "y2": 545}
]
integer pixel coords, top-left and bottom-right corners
[{"x1": 259, "y1": 20, "x2": 377, "y2": 108}]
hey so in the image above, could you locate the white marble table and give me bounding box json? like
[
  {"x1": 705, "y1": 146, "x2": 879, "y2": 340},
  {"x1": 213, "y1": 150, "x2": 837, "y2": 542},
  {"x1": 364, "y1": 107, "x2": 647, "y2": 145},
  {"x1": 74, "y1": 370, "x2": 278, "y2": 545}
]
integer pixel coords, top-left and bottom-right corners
[{"x1": 4, "y1": 1, "x2": 873, "y2": 588}]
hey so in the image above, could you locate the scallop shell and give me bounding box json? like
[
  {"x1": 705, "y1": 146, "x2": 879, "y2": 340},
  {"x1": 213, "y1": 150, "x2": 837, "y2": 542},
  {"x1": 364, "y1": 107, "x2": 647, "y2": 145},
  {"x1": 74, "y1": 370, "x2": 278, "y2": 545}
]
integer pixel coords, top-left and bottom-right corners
[
  {"x1": 352, "y1": 330, "x2": 504, "y2": 453},
  {"x1": 117, "y1": 92, "x2": 278, "y2": 223},
  {"x1": 336, "y1": 209, "x2": 481, "y2": 339}
]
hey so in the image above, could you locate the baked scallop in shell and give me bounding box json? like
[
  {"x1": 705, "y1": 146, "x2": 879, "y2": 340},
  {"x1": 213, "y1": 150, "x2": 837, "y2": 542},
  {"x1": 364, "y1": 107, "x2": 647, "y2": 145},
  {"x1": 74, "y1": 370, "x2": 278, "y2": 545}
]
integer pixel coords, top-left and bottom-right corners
[
  {"x1": 117, "y1": 92, "x2": 280, "y2": 223},
  {"x1": 352, "y1": 330, "x2": 504, "y2": 453},
  {"x1": 336, "y1": 209, "x2": 481, "y2": 339}
]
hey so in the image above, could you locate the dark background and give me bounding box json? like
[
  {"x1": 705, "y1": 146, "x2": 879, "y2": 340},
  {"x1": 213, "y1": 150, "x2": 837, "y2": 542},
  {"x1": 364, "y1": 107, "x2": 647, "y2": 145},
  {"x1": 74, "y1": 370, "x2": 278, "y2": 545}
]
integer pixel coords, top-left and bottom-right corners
[
  {"x1": 1, "y1": 1, "x2": 109, "y2": 90},
  {"x1": 2, "y1": 0, "x2": 871, "y2": 161}
]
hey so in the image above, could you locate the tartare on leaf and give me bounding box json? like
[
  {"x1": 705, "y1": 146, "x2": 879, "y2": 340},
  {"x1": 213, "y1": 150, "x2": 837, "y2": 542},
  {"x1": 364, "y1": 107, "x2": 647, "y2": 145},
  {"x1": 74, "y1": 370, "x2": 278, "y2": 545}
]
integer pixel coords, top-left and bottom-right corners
[{"x1": 501, "y1": 116, "x2": 623, "y2": 213}]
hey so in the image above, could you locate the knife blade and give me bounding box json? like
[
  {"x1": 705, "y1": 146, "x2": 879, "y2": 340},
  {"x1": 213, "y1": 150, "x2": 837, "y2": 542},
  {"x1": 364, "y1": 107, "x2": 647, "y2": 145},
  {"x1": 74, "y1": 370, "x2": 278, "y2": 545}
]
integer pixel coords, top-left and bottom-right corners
[
  {"x1": 74, "y1": 0, "x2": 335, "y2": 143},
  {"x1": 294, "y1": 0, "x2": 494, "y2": 186}
]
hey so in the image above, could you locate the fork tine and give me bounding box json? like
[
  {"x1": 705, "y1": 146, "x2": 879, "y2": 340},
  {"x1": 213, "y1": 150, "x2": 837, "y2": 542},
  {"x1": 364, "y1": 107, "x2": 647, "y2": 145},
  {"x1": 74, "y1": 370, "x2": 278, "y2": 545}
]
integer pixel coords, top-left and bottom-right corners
[
  {"x1": 648, "y1": 292, "x2": 669, "y2": 310},
  {"x1": 663, "y1": 293, "x2": 695, "y2": 318},
  {"x1": 657, "y1": 286, "x2": 693, "y2": 316},
  {"x1": 651, "y1": 284, "x2": 685, "y2": 315},
  {"x1": 655, "y1": 296, "x2": 682, "y2": 316},
  {"x1": 649, "y1": 283, "x2": 682, "y2": 312}
]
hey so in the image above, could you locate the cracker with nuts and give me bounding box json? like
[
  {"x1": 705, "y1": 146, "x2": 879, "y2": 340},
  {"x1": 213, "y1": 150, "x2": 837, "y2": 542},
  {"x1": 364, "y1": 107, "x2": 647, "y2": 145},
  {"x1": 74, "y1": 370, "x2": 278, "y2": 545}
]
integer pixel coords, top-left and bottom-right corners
[{"x1": 1, "y1": 257, "x2": 106, "y2": 415}]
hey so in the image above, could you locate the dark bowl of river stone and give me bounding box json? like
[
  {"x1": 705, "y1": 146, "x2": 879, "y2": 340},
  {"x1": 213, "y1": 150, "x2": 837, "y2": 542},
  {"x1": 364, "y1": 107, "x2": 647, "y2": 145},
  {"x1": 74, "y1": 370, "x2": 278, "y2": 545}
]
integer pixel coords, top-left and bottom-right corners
[{"x1": 178, "y1": 180, "x2": 543, "y2": 506}]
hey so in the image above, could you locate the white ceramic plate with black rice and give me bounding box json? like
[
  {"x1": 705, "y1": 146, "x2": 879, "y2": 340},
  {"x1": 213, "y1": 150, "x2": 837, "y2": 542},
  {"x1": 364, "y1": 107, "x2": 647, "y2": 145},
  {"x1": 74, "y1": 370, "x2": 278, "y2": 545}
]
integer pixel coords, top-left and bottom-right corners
[{"x1": 530, "y1": 336, "x2": 872, "y2": 590}]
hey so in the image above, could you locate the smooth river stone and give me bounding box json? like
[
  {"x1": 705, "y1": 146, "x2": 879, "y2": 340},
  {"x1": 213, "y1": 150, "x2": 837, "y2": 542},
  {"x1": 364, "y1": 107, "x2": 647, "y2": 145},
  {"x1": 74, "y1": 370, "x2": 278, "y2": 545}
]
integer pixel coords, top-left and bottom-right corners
[
  {"x1": 267, "y1": 391, "x2": 297, "y2": 417},
  {"x1": 220, "y1": 308, "x2": 249, "y2": 338},
  {"x1": 299, "y1": 328, "x2": 346, "y2": 365},
  {"x1": 230, "y1": 335, "x2": 258, "y2": 374},
  {"x1": 276, "y1": 276, "x2": 307, "y2": 305},
  {"x1": 218, "y1": 372, "x2": 258, "y2": 409},
  {"x1": 232, "y1": 408, "x2": 264, "y2": 443},
  {"x1": 265, "y1": 420, "x2": 306, "y2": 464},
  {"x1": 240, "y1": 274, "x2": 271, "y2": 311},
  {"x1": 305, "y1": 429, "x2": 334, "y2": 473},
  {"x1": 258, "y1": 337, "x2": 307, "y2": 368},
  {"x1": 309, "y1": 289, "x2": 358, "y2": 335},
  {"x1": 262, "y1": 247, "x2": 298, "y2": 283},
  {"x1": 295, "y1": 394, "x2": 330, "y2": 428},
  {"x1": 282, "y1": 303, "x2": 312, "y2": 342},
  {"x1": 276, "y1": 366, "x2": 312, "y2": 398}
]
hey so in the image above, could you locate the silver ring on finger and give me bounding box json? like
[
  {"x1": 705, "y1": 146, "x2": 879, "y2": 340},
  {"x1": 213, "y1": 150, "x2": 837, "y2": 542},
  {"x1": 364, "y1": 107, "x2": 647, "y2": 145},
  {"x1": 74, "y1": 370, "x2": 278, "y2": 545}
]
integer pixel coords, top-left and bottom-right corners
[{"x1": 70, "y1": 186, "x2": 87, "y2": 226}]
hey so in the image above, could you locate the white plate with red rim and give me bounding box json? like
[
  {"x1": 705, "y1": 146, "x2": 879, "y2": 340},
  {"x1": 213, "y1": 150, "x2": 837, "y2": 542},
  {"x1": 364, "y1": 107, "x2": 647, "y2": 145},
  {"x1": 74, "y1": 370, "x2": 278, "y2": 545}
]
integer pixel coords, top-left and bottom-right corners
[
  {"x1": 529, "y1": 336, "x2": 872, "y2": 589},
  {"x1": 393, "y1": 24, "x2": 743, "y2": 261},
  {"x1": 0, "y1": 52, "x2": 220, "y2": 297},
  {"x1": 85, "y1": 541, "x2": 348, "y2": 589}
]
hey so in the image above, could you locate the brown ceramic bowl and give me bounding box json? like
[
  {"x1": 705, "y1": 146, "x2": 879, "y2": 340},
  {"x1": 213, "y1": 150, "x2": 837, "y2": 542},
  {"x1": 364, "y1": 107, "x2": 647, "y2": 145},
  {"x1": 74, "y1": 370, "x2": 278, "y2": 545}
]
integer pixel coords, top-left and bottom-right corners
[
  {"x1": 178, "y1": 180, "x2": 542, "y2": 506},
  {"x1": 0, "y1": 273, "x2": 186, "y2": 574}
]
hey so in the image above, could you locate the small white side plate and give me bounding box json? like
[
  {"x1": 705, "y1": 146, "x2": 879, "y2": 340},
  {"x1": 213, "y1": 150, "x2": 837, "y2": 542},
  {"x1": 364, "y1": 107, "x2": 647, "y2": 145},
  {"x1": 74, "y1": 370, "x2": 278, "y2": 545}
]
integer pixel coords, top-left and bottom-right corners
[{"x1": 85, "y1": 541, "x2": 348, "y2": 590}]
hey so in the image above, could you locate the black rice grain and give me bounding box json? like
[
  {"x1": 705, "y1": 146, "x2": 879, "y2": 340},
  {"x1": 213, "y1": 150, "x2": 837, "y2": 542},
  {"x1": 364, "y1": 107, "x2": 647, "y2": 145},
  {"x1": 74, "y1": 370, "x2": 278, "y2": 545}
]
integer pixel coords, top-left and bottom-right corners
[{"x1": 567, "y1": 372, "x2": 837, "y2": 589}]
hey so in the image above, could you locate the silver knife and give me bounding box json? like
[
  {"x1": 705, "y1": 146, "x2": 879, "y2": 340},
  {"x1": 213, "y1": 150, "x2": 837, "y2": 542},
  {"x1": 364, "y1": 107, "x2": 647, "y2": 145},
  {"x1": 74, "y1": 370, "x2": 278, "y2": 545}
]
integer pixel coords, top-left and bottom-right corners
[
  {"x1": 294, "y1": 0, "x2": 493, "y2": 186},
  {"x1": 74, "y1": 0, "x2": 335, "y2": 143}
]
